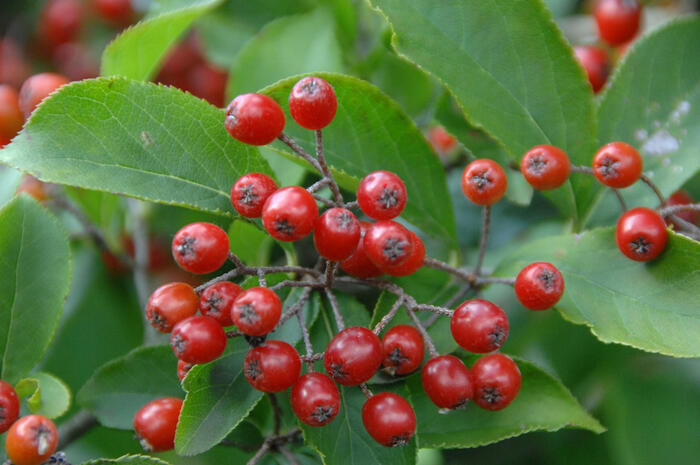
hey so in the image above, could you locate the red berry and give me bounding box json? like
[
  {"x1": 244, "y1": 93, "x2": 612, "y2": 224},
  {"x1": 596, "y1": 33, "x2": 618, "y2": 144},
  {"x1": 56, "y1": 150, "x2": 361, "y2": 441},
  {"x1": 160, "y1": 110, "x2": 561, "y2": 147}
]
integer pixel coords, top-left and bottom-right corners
[
  {"x1": 450, "y1": 299, "x2": 509, "y2": 353},
  {"x1": 146, "y1": 282, "x2": 199, "y2": 333},
  {"x1": 133, "y1": 397, "x2": 182, "y2": 452},
  {"x1": 177, "y1": 360, "x2": 194, "y2": 382},
  {"x1": 665, "y1": 190, "x2": 698, "y2": 228},
  {"x1": 428, "y1": 126, "x2": 457, "y2": 155},
  {"x1": 340, "y1": 221, "x2": 383, "y2": 278},
  {"x1": 471, "y1": 354, "x2": 521, "y2": 411},
  {"x1": 39, "y1": 0, "x2": 83, "y2": 47},
  {"x1": 5, "y1": 415, "x2": 57, "y2": 465},
  {"x1": 0, "y1": 38, "x2": 30, "y2": 89},
  {"x1": 231, "y1": 287, "x2": 282, "y2": 336},
  {"x1": 244, "y1": 340, "x2": 301, "y2": 392},
  {"x1": 225, "y1": 93, "x2": 285, "y2": 145},
  {"x1": 421, "y1": 355, "x2": 473, "y2": 410},
  {"x1": 514, "y1": 262, "x2": 565, "y2": 310},
  {"x1": 357, "y1": 171, "x2": 407, "y2": 221},
  {"x1": 362, "y1": 392, "x2": 416, "y2": 447},
  {"x1": 290, "y1": 372, "x2": 341, "y2": 426},
  {"x1": 15, "y1": 175, "x2": 49, "y2": 202},
  {"x1": 170, "y1": 315, "x2": 227, "y2": 364},
  {"x1": 314, "y1": 207, "x2": 361, "y2": 261},
  {"x1": 593, "y1": 142, "x2": 643, "y2": 188},
  {"x1": 186, "y1": 62, "x2": 228, "y2": 108},
  {"x1": 461, "y1": 159, "x2": 507, "y2": 205},
  {"x1": 231, "y1": 172, "x2": 278, "y2": 218},
  {"x1": 574, "y1": 45, "x2": 609, "y2": 94},
  {"x1": 18, "y1": 73, "x2": 70, "y2": 118},
  {"x1": 172, "y1": 222, "x2": 229, "y2": 274},
  {"x1": 288, "y1": 76, "x2": 337, "y2": 130},
  {"x1": 381, "y1": 231, "x2": 425, "y2": 277},
  {"x1": 0, "y1": 85, "x2": 23, "y2": 142},
  {"x1": 52, "y1": 42, "x2": 98, "y2": 82},
  {"x1": 616, "y1": 207, "x2": 668, "y2": 261},
  {"x1": 381, "y1": 325, "x2": 424, "y2": 376},
  {"x1": 324, "y1": 327, "x2": 383, "y2": 386},
  {"x1": 594, "y1": 0, "x2": 642, "y2": 46},
  {"x1": 261, "y1": 186, "x2": 318, "y2": 242},
  {"x1": 0, "y1": 380, "x2": 20, "y2": 433},
  {"x1": 93, "y1": 0, "x2": 135, "y2": 26},
  {"x1": 200, "y1": 281, "x2": 242, "y2": 327},
  {"x1": 362, "y1": 220, "x2": 414, "y2": 268},
  {"x1": 520, "y1": 145, "x2": 571, "y2": 190}
]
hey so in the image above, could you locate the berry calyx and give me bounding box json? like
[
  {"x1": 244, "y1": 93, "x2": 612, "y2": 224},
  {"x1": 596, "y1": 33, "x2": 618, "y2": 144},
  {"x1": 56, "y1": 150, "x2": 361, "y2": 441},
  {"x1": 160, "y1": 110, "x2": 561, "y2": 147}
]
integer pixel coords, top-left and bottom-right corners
[
  {"x1": 177, "y1": 360, "x2": 194, "y2": 382},
  {"x1": 146, "y1": 282, "x2": 199, "y2": 333},
  {"x1": 471, "y1": 354, "x2": 521, "y2": 411},
  {"x1": 225, "y1": 93, "x2": 285, "y2": 145},
  {"x1": 362, "y1": 220, "x2": 414, "y2": 268},
  {"x1": 0, "y1": 380, "x2": 20, "y2": 433},
  {"x1": 616, "y1": 207, "x2": 668, "y2": 261},
  {"x1": 261, "y1": 186, "x2": 318, "y2": 242},
  {"x1": 450, "y1": 299, "x2": 509, "y2": 353},
  {"x1": 520, "y1": 145, "x2": 571, "y2": 190},
  {"x1": 170, "y1": 315, "x2": 227, "y2": 364},
  {"x1": 340, "y1": 221, "x2": 383, "y2": 278},
  {"x1": 288, "y1": 76, "x2": 337, "y2": 130},
  {"x1": 665, "y1": 190, "x2": 698, "y2": 228},
  {"x1": 461, "y1": 159, "x2": 507, "y2": 205},
  {"x1": 594, "y1": 0, "x2": 642, "y2": 46},
  {"x1": 0, "y1": 85, "x2": 23, "y2": 143},
  {"x1": 324, "y1": 326, "x2": 383, "y2": 386},
  {"x1": 514, "y1": 262, "x2": 565, "y2": 310},
  {"x1": 357, "y1": 170, "x2": 407, "y2": 220},
  {"x1": 231, "y1": 287, "x2": 282, "y2": 336},
  {"x1": 133, "y1": 397, "x2": 182, "y2": 452},
  {"x1": 18, "y1": 73, "x2": 70, "y2": 118},
  {"x1": 5, "y1": 415, "x2": 58, "y2": 465},
  {"x1": 230, "y1": 172, "x2": 278, "y2": 218},
  {"x1": 313, "y1": 207, "x2": 361, "y2": 261},
  {"x1": 381, "y1": 324, "x2": 424, "y2": 376},
  {"x1": 172, "y1": 222, "x2": 230, "y2": 274},
  {"x1": 574, "y1": 45, "x2": 609, "y2": 94},
  {"x1": 421, "y1": 355, "x2": 473, "y2": 410},
  {"x1": 593, "y1": 142, "x2": 643, "y2": 188},
  {"x1": 381, "y1": 231, "x2": 425, "y2": 277},
  {"x1": 244, "y1": 340, "x2": 301, "y2": 392},
  {"x1": 200, "y1": 281, "x2": 242, "y2": 327},
  {"x1": 361, "y1": 392, "x2": 416, "y2": 447},
  {"x1": 290, "y1": 372, "x2": 341, "y2": 427}
]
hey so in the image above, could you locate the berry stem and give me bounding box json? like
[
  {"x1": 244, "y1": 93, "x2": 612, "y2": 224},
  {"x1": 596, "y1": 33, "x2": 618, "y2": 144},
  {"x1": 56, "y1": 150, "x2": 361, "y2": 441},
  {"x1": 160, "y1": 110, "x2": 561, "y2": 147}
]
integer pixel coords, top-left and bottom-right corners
[
  {"x1": 640, "y1": 174, "x2": 665, "y2": 206},
  {"x1": 406, "y1": 308, "x2": 439, "y2": 358},
  {"x1": 56, "y1": 410, "x2": 98, "y2": 450},
  {"x1": 359, "y1": 384, "x2": 373, "y2": 399},
  {"x1": 324, "y1": 260, "x2": 337, "y2": 289},
  {"x1": 246, "y1": 429, "x2": 302, "y2": 465},
  {"x1": 658, "y1": 203, "x2": 700, "y2": 216},
  {"x1": 475, "y1": 205, "x2": 491, "y2": 277},
  {"x1": 297, "y1": 310, "x2": 315, "y2": 371},
  {"x1": 278, "y1": 446, "x2": 302, "y2": 465},
  {"x1": 269, "y1": 393, "x2": 282, "y2": 435},
  {"x1": 315, "y1": 130, "x2": 343, "y2": 204},
  {"x1": 246, "y1": 441, "x2": 271, "y2": 465},
  {"x1": 257, "y1": 268, "x2": 267, "y2": 287},
  {"x1": 307, "y1": 178, "x2": 331, "y2": 194},
  {"x1": 610, "y1": 188, "x2": 627, "y2": 212},
  {"x1": 275, "y1": 287, "x2": 313, "y2": 329},
  {"x1": 372, "y1": 296, "x2": 404, "y2": 335},
  {"x1": 570, "y1": 165, "x2": 595, "y2": 175},
  {"x1": 423, "y1": 257, "x2": 476, "y2": 284},
  {"x1": 277, "y1": 133, "x2": 323, "y2": 173},
  {"x1": 325, "y1": 288, "x2": 345, "y2": 331},
  {"x1": 312, "y1": 193, "x2": 337, "y2": 207}
]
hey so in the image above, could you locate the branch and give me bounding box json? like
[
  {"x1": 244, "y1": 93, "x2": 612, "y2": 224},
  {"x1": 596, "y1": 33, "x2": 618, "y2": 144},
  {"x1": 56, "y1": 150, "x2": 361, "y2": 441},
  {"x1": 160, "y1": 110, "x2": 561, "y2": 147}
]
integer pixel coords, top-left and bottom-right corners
[
  {"x1": 278, "y1": 446, "x2": 302, "y2": 465},
  {"x1": 474, "y1": 205, "x2": 491, "y2": 276},
  {"x1": 372, "y1": 297, "x2": 404, "y2": 335},
  {"x1": 268, "y1": 393, "x2": 282, "y2": 435},
  {"x1": 57, "y1": 410, "x2": 99, "y2": 449},
  {"x1": 278, "y1": 133, "x2": 323, "y2": 172},
  {"x1": 325, "y1": 288, "x2": 345, "y2": 331},
  {"x1": 406, "y1": 308, "x2": 439, "y2": 358},
  {"x1": 315, "y1": 130, "x2": 343, "y2": 204}
]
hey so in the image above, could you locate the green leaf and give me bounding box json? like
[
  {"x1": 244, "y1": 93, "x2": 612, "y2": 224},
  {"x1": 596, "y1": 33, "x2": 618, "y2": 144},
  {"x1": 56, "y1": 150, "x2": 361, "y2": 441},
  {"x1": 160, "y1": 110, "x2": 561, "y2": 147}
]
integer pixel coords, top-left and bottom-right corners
[
  {"x1": 228, "y1": 219, "x2": 273, "y2": 266},
  {"x1": 175, "y1": 339, "x2": 264, "y2": 455},
  {"x1": 228, "y1": 8, "x2": 344, "y2": 98},
  {"x1": 0, "y1": 196, "x2": 72, "y2": 384},
  {"x1": 15, "y1": 372, "x2": 71, "y2": 419},
  {"x1": 0, "y1": 78, "x2": 272, "y2": 216},
  {"x1": 368, "y1": 0, "x2": 597, "y2": 221},
  {"x1": 101, "y1": 0, "x2": 223, "y2": 80},
  {"x1": 81, "y1": 455, "x2": 172, "y2": 465},
  {"x1": 77, "y1": 346, "x2": 182, "y2": 429},
  {"x1": 0, "y1": 167, "x2": 22, "y2": 207},
  {"x1": 263, "y1": 73, "x2": 457, "y2": 244},
  {"x1": 495, "y1": 228, "x2": 700, "y2": 357},
  {"x1": 409, "y1": 356, "x2": 603, "y2": 449},
  {"x1": 593, "y1": 17, "x2": 700, "y2": 221}
]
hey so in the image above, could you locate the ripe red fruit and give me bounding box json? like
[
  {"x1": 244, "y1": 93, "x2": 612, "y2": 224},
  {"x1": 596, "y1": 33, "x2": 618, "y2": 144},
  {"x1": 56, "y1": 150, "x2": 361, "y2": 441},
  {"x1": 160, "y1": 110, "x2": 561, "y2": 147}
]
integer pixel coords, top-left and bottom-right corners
[
  {"x1": 451, "y1": 299, "x2": 509, "y2": 353},
  {"x1": 230, "y1": 172, "x2": 278, "y2": 218},
  {"x1": 0, "y1": 380, "x2": 20, "y2": 433},
  {"x1": 574, "y1": 45, "x2": 609, "y2": 94},
  {"x1": 288, "y1": 76, "x2": 337, "y2": 130},
  {"x1": 51, "y1": 42, "x2": 98, "y2": 82},
  {"x1": 362, "y1": 220, "x2": 415, "y2": 269},
  {"x1": 172, "y1": 222, "x2": 230, "y2": 274},
  {"x1": 225, "y1": 93, "x2": 285, "y2": 145},
  {"x1": 93, "y1": 0, "x2": 135, "y2": 26},
  {"x1": 362, "y1": 392, "x2": 416, "y2": 447},
  {"x1": 231, "y1": 287, "x2": 282, "y2": 336},
  {"x1": 146, "y1": 282, "x2": 199, "y2": 333},
  {"x1": 261, "y1": 186, "x2": 318, "y2": 242},
  {"x1": 177, "y1": 360, "x2": 194, "y2": 382},
  {"x1": 244, "y1": 340, "x2": 301, "y2": 392},
  {"x1": 200, "y1": 281, "x2": 242, "y2": 327},
  {"x1": 471, "y1": 353, "x2": 521, "y2": 411},
  {"x1": 290, "y1": 372, "x2": 341, "y2": 426},
  {"x1": 421, "y1": 355, "x2": 473, "y2": 410},
  {"x1": 0, "y1": 39, "x2": 29, "y2": 89},
  {"x1": 616, "y1": 207, "x2": 668, "y2": 261},
  {"x1": 324, "y1": 326, "x2": 383, "y2": 385},
  {"x1": 18, "y1": 73, "x2": 70, "y2": 118},
  {"x1": 593, "y1": 142, "x2": 643, "y2": 188},
  {"x1": 0, "y1": 85, "x2": 23, "y2": 142},
  {"x1": 381, "y1": 324, "x2": 424, "y2": 376},
  {"x1": 357, "y1": 171, "x2": 407, "y2": 220},
  {"x1": 428, "y1": 126, "x2": 457, "y2": 155},
  {"x1": 5, "y1": 415, "x2": 58, "y2": 465},
  {"x1": 340, "y1": 221, "x2": 383, "y2": 278},
  {"x1": 186, "y1": 62, "x2": 228, "y2": 107},
  {"x1": 15, "y1": 176, "x2": 49, "y2": 202},
  {"x1": 381, "y1": 231, "x2": 425, "y2": 277},
  {"x1": 594, "y1": 0, "x2": 642, "y2": 46},
  {"x1": 520, "y1": 145, "x2": 571, "y2": 190},
  {"x1": 133, "y1": 397, "x2": 182, "y2": 452},
  {"x1": 170, "y1": 315, "x2": 227, "y2": 364},
  {"x1": 313, "y1": 207, "x2": 361, "y2": 261},
  {"x1": 665, "y1": 190, "x2": 698, "y2": 228},
  {"x1": 514, "y1": 262, "x2": 565, "y2": 310},
  {"x1": 39, "y1": 0, "x2": 83, "y2": 47},
  {"x1": 461, "y1": 159, "x2": 507, "y2": 205}
]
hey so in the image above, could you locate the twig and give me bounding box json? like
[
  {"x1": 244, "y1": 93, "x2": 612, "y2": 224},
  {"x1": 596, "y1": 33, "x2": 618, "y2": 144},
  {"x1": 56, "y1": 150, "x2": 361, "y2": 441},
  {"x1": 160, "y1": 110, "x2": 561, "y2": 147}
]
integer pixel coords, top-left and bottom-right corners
[
  {"x1": 278, "y1": 446, "x2": 302, "y2": 465},
  {"x1": 610, "y1": 188, "x2": 627, "y2": 212},
  {"x1": 246, "y1": 441, "x2": 271, "y2": 465},
  {"x1": 268, "y1": 393, "x2": 281, "y2": 435},
  {"x1": 196, "y1": 265, "x2": 321, "y2": 293},
  {"x1": 640, "y1": 174, "x2": 665, "y2": 206},
  {"x1": 257, "y1": 268, "x2": 267, "y2": 287},
  {"x1": 277, "y1": 133, "x2": 323, "y2": 172},
  {"x1": 344, "y1": 200, "x2": 359, "y2": 209},
  {"x1": 312, "y1": 194, "x2": 337, "y2": 207},
  {"x1": 658, "y1": 203, "x2": 700, "y2": 217},
  {"x1": 324, "y1": 260, "x2": 337, "y2": 289},
  {"x1": 226, "y1": 329, "x2": 243, "y2": 338},
  {"x1": 406, "y1": 308, "x2": 439, "y2": 358},
  {"x1": 298, "y1": 310, "x2": 314, "y2": 371},
  {"x1": 476, "y1": 276, "x2": 515, "y2": 286},
  {"x1": 301, "y1": 352, "x2": 324, "y2": 362},
  {"x1": 315, "y1": 130, "x2": 343, "y2": 204},
  {"x1": 246, "y1": 429, "x2": 302, "y2": 465},
  {"x1": 325, "y1": 288, "x2": 345, "y2": 331},
  {"x1": 570, "y1": 165, "x2": 594, "y2": 174},
  {"x1": 57, "y1": 410, "x2": 99, "y2": 449},
  {"x1": 423, "y1": 257, "x2": 476, "y2": 284},
  {"x1": 276, "y1": 287, "x2": 313, "y2": 328},
  {"x1": 359, "y1": 384, "x2": 373, "y2": 399},
  {"x1": 474, "y1": 205, "x2": 491, "y2": 276},
  {"x1": 372, "y1": 297, "x2": 404, "y2": 335},
  {"x1": 307, "y1": 178, "x2": 331, "y2": 194}
]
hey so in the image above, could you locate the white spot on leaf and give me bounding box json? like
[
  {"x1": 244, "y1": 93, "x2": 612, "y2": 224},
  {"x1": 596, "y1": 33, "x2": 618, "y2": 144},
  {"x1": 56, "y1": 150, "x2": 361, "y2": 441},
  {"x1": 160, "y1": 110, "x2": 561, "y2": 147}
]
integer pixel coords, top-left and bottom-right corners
[{"x1": 641, "y1": 130, "x2": 679, "y2": 156}]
